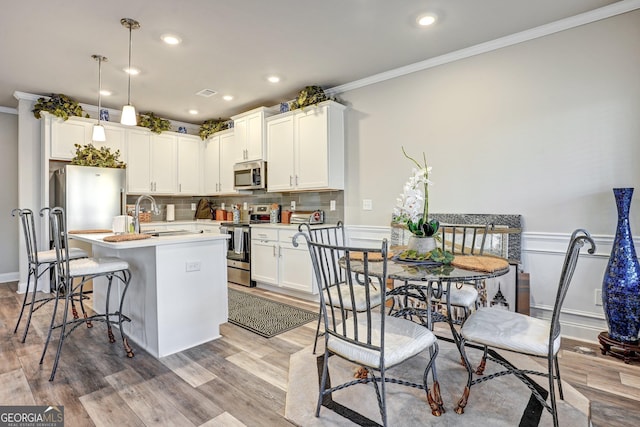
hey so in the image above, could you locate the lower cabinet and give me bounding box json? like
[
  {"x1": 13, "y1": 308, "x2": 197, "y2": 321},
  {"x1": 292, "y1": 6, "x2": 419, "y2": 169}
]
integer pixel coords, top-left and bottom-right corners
[{"x1": 250, "y1": 227, "x2": 316, "y2": 295}]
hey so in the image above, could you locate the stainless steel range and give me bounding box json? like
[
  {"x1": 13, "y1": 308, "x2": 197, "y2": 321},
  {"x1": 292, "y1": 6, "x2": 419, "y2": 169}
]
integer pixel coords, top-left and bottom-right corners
[{"x1": 220, "y1": 204, "x2": 277, "y2": 287}]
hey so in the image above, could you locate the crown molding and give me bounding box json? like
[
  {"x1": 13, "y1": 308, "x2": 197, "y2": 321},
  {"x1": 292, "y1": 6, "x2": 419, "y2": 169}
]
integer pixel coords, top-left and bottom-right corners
[
  {"x1": 13, "y1": 91, "x2": 42, "y2": 102},
  {"x1": 326, "y1": 0, "x2": 640, "y2": 96},
  {"x1": 0, "y1": 106, "x2": 17, "y2": 114}
]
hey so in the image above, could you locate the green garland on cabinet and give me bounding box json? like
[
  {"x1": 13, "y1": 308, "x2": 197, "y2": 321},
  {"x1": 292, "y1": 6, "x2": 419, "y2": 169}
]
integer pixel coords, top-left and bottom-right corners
[
  {"x1": 137, "y1": 112, "x2": 171, "y2": 134},
  {"x1": 32, "y1": 94, "x2": 87, "y2": 120},
  {"x1": 70, "y1": 143, "x2": 126, "y2": 168},
  {"x1": 199, "y1": 118, "x2": 230, "y2": 140}
]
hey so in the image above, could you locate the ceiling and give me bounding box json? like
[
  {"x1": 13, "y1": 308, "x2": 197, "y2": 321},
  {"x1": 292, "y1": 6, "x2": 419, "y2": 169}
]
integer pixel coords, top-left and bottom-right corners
[{"x1": 0, "y1": 0, "x2": 623, "y2": 123}]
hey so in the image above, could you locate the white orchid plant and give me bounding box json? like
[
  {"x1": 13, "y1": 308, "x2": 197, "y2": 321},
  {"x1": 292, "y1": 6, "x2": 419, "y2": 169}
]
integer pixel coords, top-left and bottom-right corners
[{"x1": 393, "y1": 147, "x2": 440, "y2": 237}]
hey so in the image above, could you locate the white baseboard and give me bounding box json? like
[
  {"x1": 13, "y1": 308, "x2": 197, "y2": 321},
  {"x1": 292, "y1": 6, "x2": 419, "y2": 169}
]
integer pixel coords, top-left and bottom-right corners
[{"x1": 0, "y1": 272, "x2": 19, "y2": 285}]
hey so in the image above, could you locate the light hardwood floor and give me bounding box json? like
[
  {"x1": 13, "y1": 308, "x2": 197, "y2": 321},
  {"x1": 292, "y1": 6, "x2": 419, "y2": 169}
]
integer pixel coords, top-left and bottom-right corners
[{"x1": 1, "y1": 281, "x2": 639, "y2": 426}]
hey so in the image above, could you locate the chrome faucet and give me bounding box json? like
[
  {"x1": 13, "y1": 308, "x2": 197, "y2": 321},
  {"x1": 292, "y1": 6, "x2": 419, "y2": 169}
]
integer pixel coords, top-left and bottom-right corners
[{"x1": 134, "y1": 194, "x2": 160, "y2": 233}]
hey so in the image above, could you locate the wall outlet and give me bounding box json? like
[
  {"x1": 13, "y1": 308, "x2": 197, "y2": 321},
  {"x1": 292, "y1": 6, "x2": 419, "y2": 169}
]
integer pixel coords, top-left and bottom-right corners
[
  {"x1": 190, "y1": 203, "x2": 197, "y2": 211},
  {"x1": 186, "y1": 261, "x2": 201, "y2": 272},
  {"x1": 290, "y1": 201, "x2": 296, "y2": 210},
  {"x1": 595, "y1": 289, "x2": 603, "y2": 306},
  {"x1": 362, "y1": 199, "x2": 373, "y2": 211},
  {"x1": 330, "y1": 200, "x2": 336, "y2": 211}
]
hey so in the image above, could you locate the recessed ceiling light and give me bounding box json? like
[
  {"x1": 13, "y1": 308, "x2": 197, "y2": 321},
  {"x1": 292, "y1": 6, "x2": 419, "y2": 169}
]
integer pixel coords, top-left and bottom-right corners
[
  {"x1": 267, "y1": 75, "x2": 280, "y2": 83},
  {"x1": 161, "y1": 34, "x2": 182, "y2": 45},
  {"x1": 417, "y1": 14, "x2": 437, "y2": 27},
  {"x1": 222, "y1": 95, "x2": 233, "y2": 101},
  {"x1": 124, "y1": 67, "x2": 140, "y2": 75},
  {"x1": 188, "y1": 109, "x2": 198, "y2": 115},
  {"x1": 100, "y1": 89, "x2": 112, "y2": 96}
]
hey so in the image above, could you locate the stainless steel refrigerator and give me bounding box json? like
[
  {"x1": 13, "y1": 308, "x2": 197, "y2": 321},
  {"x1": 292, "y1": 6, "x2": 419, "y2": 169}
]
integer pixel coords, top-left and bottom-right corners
[{"x1": 52, "y1": 165, "x2": 126, "y2": 230}]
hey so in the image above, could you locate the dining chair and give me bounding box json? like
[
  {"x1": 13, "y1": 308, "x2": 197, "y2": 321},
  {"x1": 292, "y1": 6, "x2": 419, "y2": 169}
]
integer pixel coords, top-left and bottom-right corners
[
  {"x1": 438, "y1": 223, "x2": 494, "y2": 323},
  {"x1": 297, "y1": 221, "x2": 385, "y2": 354},
  {"x1": 11, "y1": 208, "x2": 88, "y2": 343},
  {"x1": 455, "y1": 229, "x2": 595, "y2": 427},
  {"x1": 294, "y1": 232, "x2": 443, "y2": 425},
  {"x1": 40, "y1": 207, "x2": 134, "y2": 381}
]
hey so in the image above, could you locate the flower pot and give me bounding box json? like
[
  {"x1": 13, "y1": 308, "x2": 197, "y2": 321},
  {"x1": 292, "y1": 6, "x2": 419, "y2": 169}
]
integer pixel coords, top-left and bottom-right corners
[
  {"x1": 407, "y1": 235, "x2": 437, "y2": 255},
  {"x1": 602, "y1": 188, "x2": 640, "y2": 343}
]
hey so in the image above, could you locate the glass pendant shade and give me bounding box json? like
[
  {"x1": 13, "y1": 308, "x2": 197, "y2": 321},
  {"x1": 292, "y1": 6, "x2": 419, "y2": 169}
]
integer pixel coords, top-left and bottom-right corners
[
  {"x1": 92, "y1": 124, "x2": 106, "y2": 142},
  {"x1": 120, "y1": 104, "x2": 137, "y2": 126}
]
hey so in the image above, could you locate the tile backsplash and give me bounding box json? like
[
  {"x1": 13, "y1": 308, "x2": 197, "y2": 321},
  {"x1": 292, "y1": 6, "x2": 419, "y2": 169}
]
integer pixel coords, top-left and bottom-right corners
[{"x1": 126, "y1": 190, "x2": 344, "y2": 224}]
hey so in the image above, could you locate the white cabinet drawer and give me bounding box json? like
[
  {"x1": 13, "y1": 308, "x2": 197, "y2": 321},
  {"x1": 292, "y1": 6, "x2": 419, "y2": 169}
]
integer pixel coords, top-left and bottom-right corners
[{"x1": 251, "y1": 228, "x2": 278, "y2": 241}]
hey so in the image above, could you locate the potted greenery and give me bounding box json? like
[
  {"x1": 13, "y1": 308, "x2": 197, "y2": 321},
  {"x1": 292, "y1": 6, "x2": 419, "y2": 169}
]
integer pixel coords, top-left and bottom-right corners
[
  {"x1": 137, "y1": 112, "x2": 171, "y2": 134},
  {"x1": 289, "y1": 85, "x2": 339, "y2": 110},
  {"x1": 32, "y1": 94, "x2": 86, "y2": 120},
  {"x1": 70, "y1": 143, "x2": 126, "y2": 168},
  {"x1": 199, "y1": 118, "x2": 230, "y2": 140}
]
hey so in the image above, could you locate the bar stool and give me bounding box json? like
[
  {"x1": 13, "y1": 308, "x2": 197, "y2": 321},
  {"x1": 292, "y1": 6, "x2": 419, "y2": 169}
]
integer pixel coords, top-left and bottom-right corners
[
  {"x1": 11, "y1": 208, "x2": 88, "y2": 343},
  {"x1": 40, "y1": 207, "x2": 134, "y2": 381}
]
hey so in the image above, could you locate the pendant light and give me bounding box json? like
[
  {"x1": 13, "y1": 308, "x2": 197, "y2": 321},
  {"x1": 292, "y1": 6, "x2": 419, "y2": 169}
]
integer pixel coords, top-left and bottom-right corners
[
  {"x1": 120, "y1": 18, "x2": 140, "y2": 126},
  {"x1": 91, "y1": 54, "x2": 107, "y2": 142}
]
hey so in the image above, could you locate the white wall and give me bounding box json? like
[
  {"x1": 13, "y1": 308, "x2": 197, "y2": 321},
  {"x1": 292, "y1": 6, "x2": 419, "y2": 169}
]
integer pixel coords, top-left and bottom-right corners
[
  {"x1": 339, "y1": 11, "x2": 640, "y2": 341},
  {"x1": 0, "y1": 109, "x2": 19, "y2": 281}
]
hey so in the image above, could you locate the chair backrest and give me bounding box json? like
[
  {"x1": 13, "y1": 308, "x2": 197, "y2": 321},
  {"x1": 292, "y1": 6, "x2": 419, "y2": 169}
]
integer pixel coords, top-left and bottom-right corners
[
  {"x1": 44, "y1": 207, "x2": 72, "y2": 282},
  {"x1": 12, "y1": 208, "x2": 39, "y2": 266},
  {"x1": 439, "y1": 223, "x2": 494, "y2": 255},
  {"x1": 549, "y1": 229, "x2": 595, "y2": 343},
  {"x1": 297, "y1": 231, "x2": 389, "y2": 352},
  {"x1": 297, "y1": 221, "x2": 347, "y2": 285}
]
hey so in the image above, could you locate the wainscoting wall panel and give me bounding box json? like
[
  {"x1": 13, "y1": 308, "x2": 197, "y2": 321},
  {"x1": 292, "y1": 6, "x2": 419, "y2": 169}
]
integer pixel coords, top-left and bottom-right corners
[{"x1": 346, "y1": 225, "x2": 622, "y2": 342}]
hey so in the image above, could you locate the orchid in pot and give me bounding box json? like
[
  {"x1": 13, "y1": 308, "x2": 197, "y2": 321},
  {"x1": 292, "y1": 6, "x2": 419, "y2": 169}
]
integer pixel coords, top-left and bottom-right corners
[{"x1": 393, "y1": 147, "x2": 446, "y2": 260}]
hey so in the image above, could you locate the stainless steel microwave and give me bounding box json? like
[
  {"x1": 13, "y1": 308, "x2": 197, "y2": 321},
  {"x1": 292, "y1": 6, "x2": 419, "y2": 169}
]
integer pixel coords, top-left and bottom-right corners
[{"x1": 233, "y1": 160, "x2": 266, "y2": 190}]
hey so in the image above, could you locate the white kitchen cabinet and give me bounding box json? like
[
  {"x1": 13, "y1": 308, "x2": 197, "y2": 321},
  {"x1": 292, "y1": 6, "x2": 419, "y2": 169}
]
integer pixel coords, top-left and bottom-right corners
[
  {"x1": 231, "y1": 107, "x2": 274, "y2": 162},
  {"x1": 49, "y1": 116, "x2": 91, "y2": 160},
  {"x1": 177, "y1": 134, "x2": 202, "y2": 195},
  {"x1": 127, "y1": 129, "x2": 177, "y2": 194},
  {"x1": 102, "y1": 124, "x2": 127, "y2": 162},
  {"x1": 203, "y1": 129, "x2": 237, "y2": 195},
  {"x1": 48, "y1": 115, "x2": 125, "y2": 161},
  {"x1": 266, "y1": 100, "x2": 345, "y2": 192},
  {"x1": 251, "y1": 226, "x2": 316, "y2": 295}
]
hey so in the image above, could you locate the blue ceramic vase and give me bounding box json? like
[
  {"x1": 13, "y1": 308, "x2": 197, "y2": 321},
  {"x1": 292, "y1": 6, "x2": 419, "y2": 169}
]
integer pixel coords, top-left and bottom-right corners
[{"x1": 602, "y1": 188, "x2": 640, "y2": 343}]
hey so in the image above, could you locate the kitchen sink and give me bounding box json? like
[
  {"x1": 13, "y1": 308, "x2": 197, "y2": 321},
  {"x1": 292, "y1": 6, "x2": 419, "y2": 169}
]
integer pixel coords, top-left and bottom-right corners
[{"x1": 144, "y1": 229, "x2": 204, "y2": 237}]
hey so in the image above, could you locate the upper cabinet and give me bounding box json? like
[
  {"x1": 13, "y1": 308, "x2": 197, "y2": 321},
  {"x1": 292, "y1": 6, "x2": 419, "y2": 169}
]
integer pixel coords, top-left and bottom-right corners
[
  {"x1": 47, "y1": 114, "x2": 125, "y2": 161},
  {"x1": 127, "y1": 130, "x2": 177, "y2": 194},
  {"x1": 231, "y1": 107, "x2": 275, "y2": 162},
  {"x1": 266, "y1": 101, "x2": 345, "y2": 192},
  {"x1": 177, "y1": 135, "x2": 202, "y2": 195},
  {"x1": 203, "y1": 129, "x2": 238, "y2": 195}
]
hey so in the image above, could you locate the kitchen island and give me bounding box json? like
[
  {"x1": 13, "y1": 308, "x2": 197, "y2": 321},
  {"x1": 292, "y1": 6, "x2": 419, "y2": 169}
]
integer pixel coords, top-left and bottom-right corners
[{"x1": 70, "y1": 231, "x2": 229, "y2": 358}]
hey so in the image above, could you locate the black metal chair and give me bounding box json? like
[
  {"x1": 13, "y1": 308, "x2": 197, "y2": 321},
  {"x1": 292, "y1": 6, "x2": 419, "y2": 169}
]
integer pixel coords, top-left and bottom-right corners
[
  {"x1": 40, "y1": 207, "x2": 134, "y2": 381},
  {"x1": 438, "y1": 223, "x2": 494, "y2": 321},
  {"x1": 294, "y1": 232, "x2": 443, "y2": 425},
  {"x1": 455, "y1": 229, "x2": 595, "y2": 427},
  {"x1": 297, "y1": 221, "x2": 385, "y2": 354},
  {"x1": 11, "y1": 208, "x2": 88, "y2": 343}
]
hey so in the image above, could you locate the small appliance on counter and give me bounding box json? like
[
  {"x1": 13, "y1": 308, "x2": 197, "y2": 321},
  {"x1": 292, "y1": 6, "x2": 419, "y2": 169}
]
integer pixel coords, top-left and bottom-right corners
[
  {"x1": 250, "y1": 203, "x2": 279, "y2": 223},
  {"x1": 289, "y1": 210, "x2": 324, "y2": 225}
]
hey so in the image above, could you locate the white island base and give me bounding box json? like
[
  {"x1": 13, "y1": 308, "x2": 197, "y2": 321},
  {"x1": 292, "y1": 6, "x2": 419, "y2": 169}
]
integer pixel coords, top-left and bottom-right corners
[{"x1": 72, "y1": 233, "x2": 229, "y2": 358}]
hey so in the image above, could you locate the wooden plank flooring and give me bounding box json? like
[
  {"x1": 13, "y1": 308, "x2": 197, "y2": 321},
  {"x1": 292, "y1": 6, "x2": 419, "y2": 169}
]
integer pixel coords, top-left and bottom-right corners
[{"x1": 1, "y1": 281, "x2": 640, "y2": 426}]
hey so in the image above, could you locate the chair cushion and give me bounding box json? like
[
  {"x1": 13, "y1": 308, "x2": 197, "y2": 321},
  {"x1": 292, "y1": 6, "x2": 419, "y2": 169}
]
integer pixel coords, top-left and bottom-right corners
[
  {"x1": 36, "y1": 248, "x2": 88, "y2": 263},
  {"x1": 327, "y1": 312, "x2": 436, "y2": 369},
  {"x1": 445, "y1": 284, "x2": 478, "y2": 308},
  {"x1": 325, "y1": 283, "x2": 383, "y2": 311},
  {"x1": 461, "y1": 307, "x2": 560, "y2": 357},
  {"x1": 67, "y1": 257, "x2": 129, "y2": 277}
]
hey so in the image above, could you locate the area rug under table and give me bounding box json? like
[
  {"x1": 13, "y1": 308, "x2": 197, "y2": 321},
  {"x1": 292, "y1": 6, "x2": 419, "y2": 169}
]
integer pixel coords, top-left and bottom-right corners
[
  {"x1": 286, "y1": 337, "x2": 590, "y2": 426},
  {"x1": 227, "y1": 288, "x2": 317, "y2": 338}
]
